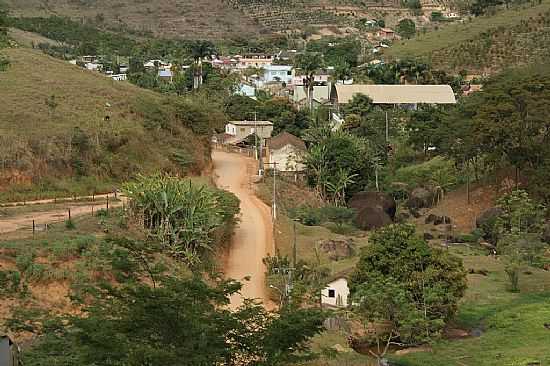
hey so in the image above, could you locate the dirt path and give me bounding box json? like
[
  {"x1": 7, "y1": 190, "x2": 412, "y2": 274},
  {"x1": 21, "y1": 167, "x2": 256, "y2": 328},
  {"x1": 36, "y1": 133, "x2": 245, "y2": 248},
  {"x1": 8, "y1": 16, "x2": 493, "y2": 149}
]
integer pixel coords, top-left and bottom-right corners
[
  {"x1": 212, "y1": 150, "x2": 274, "y2": 309},
  {"x1": 0, "y1": 197, "x2": 123, "y2": 235}
]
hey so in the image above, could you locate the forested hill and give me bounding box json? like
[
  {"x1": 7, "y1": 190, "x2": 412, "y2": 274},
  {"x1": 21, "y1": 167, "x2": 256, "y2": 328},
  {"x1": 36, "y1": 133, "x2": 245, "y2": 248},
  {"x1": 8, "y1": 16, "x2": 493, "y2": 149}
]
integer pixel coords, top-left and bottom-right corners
[
  {"x1": 387, "y1": 0, "x2": 550, "y2": 74},
  {"x1": 0, "y1": 48, "x2": 214, "y2": 200}
]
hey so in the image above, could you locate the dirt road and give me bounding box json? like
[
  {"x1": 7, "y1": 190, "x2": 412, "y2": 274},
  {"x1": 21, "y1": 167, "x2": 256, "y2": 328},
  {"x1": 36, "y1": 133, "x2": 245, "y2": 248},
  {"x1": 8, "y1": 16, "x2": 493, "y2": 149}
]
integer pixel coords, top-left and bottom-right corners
[
  {"x1": 0, "y1": 197, "x2": 123, "y2": 235},
  {"x1": 212, "y1": 150, "x2": 274, "y2": 308}
]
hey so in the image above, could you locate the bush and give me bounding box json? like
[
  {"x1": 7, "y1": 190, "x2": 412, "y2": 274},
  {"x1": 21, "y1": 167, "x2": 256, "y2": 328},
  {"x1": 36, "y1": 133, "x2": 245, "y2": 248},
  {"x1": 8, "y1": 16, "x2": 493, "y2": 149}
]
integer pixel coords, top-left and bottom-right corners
[{"x1": 391, "y1": 156, "x2": 461, "y2": 191}]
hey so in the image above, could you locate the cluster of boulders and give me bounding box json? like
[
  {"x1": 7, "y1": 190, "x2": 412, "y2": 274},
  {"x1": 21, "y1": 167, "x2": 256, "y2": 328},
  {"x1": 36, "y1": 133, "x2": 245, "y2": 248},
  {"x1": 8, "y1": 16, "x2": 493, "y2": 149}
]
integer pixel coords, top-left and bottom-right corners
[
  {"x1": 318, "y1": 239, "x2": 355, "y2": 261},
  {"x1": 425, "y1": 214, "x2": 452, "y2": 226},
  {"x1": 348, "y1": 192, "x2": 396, "y2": 231}
]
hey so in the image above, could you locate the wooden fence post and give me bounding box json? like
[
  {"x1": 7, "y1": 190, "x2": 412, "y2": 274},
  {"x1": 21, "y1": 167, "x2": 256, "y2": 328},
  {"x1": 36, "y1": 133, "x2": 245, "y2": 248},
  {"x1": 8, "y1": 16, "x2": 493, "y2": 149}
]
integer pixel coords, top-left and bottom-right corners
[
  {"x1": 106, "y1": 195, "x2": 109, "y2": 213},
  {"x1": 68, "y1": 208, "x2": 71, "y2": 221},
  {"x1": 32, "y1": 220, "x2": 35, "y2": 235}
]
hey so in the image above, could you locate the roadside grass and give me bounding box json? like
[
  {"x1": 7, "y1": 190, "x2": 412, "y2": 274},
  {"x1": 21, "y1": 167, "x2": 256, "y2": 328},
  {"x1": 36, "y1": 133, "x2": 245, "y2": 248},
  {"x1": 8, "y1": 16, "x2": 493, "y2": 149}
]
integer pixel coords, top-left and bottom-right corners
[{"x1": 387, "y1": 0, "x2": 550, "y2": 59}]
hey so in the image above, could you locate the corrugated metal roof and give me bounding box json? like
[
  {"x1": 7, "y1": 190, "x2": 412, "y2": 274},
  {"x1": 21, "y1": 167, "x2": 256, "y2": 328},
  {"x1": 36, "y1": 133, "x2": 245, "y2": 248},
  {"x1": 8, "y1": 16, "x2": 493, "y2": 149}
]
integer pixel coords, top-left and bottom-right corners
[
  {"x1": 228, "y1": 120, "x2": 273, "y2": 126},
  {"x1": 333, "y1": 84, "x2": 457, "y2": 104}
]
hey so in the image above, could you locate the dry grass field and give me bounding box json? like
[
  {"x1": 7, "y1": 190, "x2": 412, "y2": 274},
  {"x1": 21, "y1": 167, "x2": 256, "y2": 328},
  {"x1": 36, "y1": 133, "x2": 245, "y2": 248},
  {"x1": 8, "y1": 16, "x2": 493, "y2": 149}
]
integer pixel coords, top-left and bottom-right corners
[
  {"x1": 3, "y1": 0, "x2": 266, "y2": 39},
  {"x1": 0, "y1": 48, "x2": 210, "y2": 201}
]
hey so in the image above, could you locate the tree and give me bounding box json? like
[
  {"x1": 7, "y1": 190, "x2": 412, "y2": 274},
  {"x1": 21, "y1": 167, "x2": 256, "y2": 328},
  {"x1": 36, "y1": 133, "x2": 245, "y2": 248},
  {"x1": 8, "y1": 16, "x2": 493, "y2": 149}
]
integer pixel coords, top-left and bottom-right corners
[
  {"x1": 332, "y1": 58, "x2": 352, "y2": 84},
  {"x1": 494, "y1": 190, "x2": 547, "y2": 292},
  {"x1": 294, "y1": 52, "x2": 324, "y2": 111},
  {"x1": 189, "y1": 40, "x2": 216, "y2": 89},
  {"x1": 303, "y1": 129, "x2": 372, "y2": 202},
  {"x1": 24, "y1": 274, "x2": 325, "y2": 366},
  {"x1": 349, "y1": 224, "x2": 466, "y2": 353},
  {"x1": 396, "y1": 18, "x2": 416, "y2": 39}
]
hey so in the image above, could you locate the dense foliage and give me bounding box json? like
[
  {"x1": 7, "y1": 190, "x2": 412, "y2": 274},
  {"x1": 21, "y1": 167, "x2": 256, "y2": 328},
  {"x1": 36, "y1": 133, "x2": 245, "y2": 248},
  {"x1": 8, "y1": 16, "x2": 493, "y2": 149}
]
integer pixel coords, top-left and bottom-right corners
[
  {"x1": 350, "y1": 224, "x2": 467, "y2": 345},
  {"x1": 123, "y1": 175, "x2": 240, "y2": 265},
  {"x1": 24, "y1": 274, "x2": 324, "y2": 366}
]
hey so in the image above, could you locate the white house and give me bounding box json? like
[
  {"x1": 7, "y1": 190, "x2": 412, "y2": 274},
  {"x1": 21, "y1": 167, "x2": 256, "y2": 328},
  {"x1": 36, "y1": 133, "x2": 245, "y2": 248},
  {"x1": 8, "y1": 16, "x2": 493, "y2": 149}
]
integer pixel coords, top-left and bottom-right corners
[
  {"x1": 321, "y1": 277, "x2": 350, "y2": 308},
  {"x1": 268, "y1": 132, "x2": 306, "y2": 172},
  {"x1": 236, "y1": 83, "x2": 257, "y2": 99},
  {"x1": 263, "y1": 65, "x2": 294, "y2": 84},
  {"x1": 111, "y1": 74, "x2": 127, "y2": 81},
  {"x1": 225, "y1": 120, "x2": 274, "y2": 141}
]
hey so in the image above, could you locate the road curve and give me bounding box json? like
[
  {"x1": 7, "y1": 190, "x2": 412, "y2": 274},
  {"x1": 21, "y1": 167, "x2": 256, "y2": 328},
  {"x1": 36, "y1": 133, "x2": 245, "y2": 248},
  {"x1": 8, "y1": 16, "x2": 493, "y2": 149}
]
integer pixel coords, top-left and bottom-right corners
[{"x1": 212, "y1": 149, "x2": 274, "y2": 309}]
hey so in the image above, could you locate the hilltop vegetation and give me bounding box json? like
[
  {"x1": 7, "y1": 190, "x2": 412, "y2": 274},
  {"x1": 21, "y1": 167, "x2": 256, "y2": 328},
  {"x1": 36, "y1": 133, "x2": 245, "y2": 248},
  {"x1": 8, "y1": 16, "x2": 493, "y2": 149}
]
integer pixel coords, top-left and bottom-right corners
[
  {"x1": 3, "y1": 0, "x2": 265, "y2": 39},
  {"x1": 387, "y1": 0, "x2": 550, "y2": 73},
  {"x1": 0, "y1": 48, "x2": 217, "y2": 200}
]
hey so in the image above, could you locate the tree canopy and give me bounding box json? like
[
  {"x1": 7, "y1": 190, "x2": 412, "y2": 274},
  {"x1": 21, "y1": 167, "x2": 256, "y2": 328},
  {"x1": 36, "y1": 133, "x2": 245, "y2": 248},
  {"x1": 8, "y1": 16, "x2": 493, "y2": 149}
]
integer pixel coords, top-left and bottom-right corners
[{"x1": 350, "y1": 224, "x2": 467, "y2": 344}]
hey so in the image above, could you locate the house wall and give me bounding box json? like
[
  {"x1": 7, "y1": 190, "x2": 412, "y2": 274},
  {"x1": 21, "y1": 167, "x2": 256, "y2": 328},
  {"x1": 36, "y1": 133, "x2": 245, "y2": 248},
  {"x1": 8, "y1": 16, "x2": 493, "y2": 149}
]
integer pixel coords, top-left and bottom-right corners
[
  {"x1": 269, "y1": 145, "x2": 304, "y2": 172},
  {"x1": 226, "y1": 124, "x2": 273, "y2": 140},
  {"x1": 321, "y1": 278, "x2": 349, "y2": 308}
]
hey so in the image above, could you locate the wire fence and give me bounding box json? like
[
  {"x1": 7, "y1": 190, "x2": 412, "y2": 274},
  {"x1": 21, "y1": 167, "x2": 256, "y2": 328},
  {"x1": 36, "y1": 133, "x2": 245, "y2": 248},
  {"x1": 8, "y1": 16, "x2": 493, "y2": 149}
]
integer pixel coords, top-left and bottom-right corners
[{"x1": 0, "y1": 193, "x2": 125, "y2": 236}]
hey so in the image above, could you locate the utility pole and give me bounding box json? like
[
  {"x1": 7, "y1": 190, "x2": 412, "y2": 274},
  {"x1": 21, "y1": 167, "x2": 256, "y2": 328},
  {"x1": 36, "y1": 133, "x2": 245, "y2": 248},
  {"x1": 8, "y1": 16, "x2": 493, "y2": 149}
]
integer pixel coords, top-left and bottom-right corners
[
  {"x1": 385, "y1": 110, "x2": 389, "y2": 143},
  {"x1": 264, "y1": 161, "x2": 278, "y2": 221}
]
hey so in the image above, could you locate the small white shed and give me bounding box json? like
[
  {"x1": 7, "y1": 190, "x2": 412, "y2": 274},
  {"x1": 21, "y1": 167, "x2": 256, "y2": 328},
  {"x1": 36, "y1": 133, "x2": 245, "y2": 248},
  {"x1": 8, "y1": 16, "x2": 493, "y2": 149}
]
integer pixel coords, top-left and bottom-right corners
[{"x1": 321, "y1": 277, "x2": 350, "y2": 308}]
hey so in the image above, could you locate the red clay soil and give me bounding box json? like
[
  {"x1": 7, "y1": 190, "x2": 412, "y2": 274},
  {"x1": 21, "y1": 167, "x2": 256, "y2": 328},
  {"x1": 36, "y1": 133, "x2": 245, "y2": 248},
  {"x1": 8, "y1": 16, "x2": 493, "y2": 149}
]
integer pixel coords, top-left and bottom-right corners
[{"x1": 425, "y1": 183, "x2": 498, "y2": 233}]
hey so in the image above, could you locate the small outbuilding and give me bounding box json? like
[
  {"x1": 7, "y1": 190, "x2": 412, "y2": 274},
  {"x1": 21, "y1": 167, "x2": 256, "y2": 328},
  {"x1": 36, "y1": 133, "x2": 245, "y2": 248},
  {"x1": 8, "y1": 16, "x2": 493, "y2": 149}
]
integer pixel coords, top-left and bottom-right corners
[
  {"x1": 0, "y1": 335, "x2": 20, "y2": 366},
  {"x1": 322, "y1": 276, "x2": 350, "y2": 308},
  {"x1": 268, "y1": 132, "x2": 306, "y2": 172}
]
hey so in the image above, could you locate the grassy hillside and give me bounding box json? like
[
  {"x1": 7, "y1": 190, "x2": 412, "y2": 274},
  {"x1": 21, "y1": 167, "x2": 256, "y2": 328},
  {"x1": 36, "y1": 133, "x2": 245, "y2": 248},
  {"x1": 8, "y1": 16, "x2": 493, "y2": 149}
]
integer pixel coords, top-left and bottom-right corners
[
  {"x1": 3, "y1": 0, "x2": 266, "y2": 39},
  {"x1": 387, "y1": 0, "x2": 550, "y2": 73},
  {"x1": 0, "y1": 48, "x2": 210, "y2": 201}
]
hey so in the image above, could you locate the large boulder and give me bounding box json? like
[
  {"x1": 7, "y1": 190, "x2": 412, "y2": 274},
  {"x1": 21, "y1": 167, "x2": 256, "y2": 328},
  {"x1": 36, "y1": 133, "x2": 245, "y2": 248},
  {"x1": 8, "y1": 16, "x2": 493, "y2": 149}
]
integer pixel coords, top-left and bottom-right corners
[
  {"x1": 405, "y1": 187, "x2": 434, "y2": 209},
  {"x1": 355, "y1": 207, "x2": 392, "y2": 231},
  {"x1": 476, "y1": 207, "x2": 503, "y2": 228},
  {"x1": 543, "y1": 224, "x2": 550, "y2": 244},
  {"x1": 318, "y1": 239, "x2": 355, "y2": 261},
  {"x1": 348, "y1": 191, "x2": 397, "y2": 220}
]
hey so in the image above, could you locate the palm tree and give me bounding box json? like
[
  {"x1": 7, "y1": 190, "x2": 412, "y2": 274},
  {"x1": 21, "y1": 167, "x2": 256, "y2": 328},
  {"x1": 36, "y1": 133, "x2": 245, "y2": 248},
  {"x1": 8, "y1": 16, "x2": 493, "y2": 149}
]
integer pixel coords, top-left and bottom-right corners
[
  {"x1": 294, "y1": 52, "x2": 324, "y2": 110},
  {"x1": 190, "y1": 40, "x2": 216, "y2": 89}
]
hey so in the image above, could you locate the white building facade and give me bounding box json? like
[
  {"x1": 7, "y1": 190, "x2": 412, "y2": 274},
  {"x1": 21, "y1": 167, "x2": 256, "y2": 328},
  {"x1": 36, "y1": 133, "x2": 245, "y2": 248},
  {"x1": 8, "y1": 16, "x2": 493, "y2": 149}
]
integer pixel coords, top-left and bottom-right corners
[{"x1": 321, "y1": 277, "x2": 350, "y2": 308}]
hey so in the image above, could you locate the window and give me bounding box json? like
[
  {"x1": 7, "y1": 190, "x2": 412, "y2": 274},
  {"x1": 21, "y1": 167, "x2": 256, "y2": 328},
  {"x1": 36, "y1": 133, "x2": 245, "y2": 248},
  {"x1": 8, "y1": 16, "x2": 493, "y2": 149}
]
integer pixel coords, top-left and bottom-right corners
[
  {"x1": 328, "y1": 289, "x2": 336, "y2": 298},
  {"x1": 287, "y1": 70, "x2": 292, "y2": 76},
  {"x1": 240, "y1": 127, "x2": 246, "y2": 133}
]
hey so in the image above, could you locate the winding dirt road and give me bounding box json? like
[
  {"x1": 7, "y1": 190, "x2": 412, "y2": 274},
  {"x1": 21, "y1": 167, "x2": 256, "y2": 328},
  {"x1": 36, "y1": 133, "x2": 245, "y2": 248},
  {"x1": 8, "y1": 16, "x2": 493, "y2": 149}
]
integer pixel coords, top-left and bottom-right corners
[{"x1": 213, "y1": 150, "x2": 274, "y2": 308}]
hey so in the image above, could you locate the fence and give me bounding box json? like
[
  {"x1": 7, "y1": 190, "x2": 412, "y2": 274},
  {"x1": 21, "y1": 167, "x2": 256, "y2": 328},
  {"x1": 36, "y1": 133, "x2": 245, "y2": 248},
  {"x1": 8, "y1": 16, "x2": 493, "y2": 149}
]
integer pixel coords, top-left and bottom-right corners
[{"x1": 1, "y1": 193, "x2": 125, "y2": 236}]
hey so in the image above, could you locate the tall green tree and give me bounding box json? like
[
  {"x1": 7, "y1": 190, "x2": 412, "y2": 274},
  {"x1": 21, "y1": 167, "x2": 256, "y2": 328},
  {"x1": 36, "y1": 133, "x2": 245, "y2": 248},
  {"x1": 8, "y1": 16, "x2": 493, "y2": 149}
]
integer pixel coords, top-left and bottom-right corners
[
  {"x1": 350, "y1": 224, "x2": 467, "y2": 352},
  {"x1": 294, "y1": 52, "x2": 324, "y2": 111},
  {"x1": 189, "y1": 40, "x2": 216, "y2": 89}
]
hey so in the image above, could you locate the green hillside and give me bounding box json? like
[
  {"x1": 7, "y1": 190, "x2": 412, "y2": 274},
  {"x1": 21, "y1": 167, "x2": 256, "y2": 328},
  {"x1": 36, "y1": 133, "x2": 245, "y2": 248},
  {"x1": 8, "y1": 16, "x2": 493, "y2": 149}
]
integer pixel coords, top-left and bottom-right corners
[
  {"x1": 386, "y1": 0, "x2": 550, "y2": 73},
  {"x1": 0, "y1": 48, "x2": 211, "y2": 201}
]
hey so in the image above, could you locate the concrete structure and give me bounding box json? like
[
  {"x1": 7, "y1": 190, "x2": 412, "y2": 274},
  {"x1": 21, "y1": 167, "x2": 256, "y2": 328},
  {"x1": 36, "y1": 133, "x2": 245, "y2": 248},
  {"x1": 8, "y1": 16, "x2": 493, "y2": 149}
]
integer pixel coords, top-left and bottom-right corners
[
  {"x1": 331, "y1": 84, "x2": 457, "y2": 110},
  {"x1": 321, "y1": 277, "x2": 350, "y2": 308},
  {"x1": 377, "y1": 28, "x2": 396, "y2": 40},
  {"x1": 236, "y1": 54, "x2": 273, "y2": 69},
  {"x1": 225, "y1": 120, "x2": 274, "y2": 141},
  {"x1": 0, "y1": 335, "x2": 19, "y2": 366},
  {"x1": 236, "y1": 83, "x2": 257, "y2": 99},
  {"x1": 293, "y1": 85, "x2": 331, "y2": 104},
  {"x1": 263, "y1": 65, "x2": 294, "y2": 84},
  {"x1": 268, "y1": 132, "x2": 306, "y2": 172}
]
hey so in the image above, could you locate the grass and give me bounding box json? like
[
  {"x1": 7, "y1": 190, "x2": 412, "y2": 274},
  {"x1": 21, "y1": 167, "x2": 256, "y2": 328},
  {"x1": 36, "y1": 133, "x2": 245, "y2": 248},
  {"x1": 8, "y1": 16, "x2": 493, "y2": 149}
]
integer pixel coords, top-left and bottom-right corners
[
  {"x1": 303, "y1": 244, "x2": 550, "y2": 366},
  {"x1": 0, "y1": 48, "x2": 209, "y2": 201}
]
